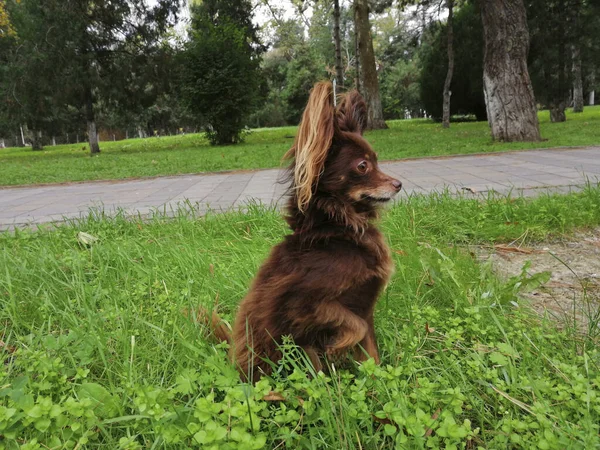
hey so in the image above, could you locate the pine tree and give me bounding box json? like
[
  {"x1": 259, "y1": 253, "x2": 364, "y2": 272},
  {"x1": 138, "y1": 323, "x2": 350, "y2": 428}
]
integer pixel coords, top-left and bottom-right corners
[{"x1": 180, "y1": 0, "x2": 264, "y2": 145}]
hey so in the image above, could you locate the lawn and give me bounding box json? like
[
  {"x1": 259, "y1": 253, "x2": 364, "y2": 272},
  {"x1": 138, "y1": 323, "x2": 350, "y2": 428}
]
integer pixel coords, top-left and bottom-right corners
[
  {"x1": 1, "y1": 186, "x2": 600, "y2": 448},
  {"x1": 1, "y1": 107, "x2": 599, "y2": 187}
]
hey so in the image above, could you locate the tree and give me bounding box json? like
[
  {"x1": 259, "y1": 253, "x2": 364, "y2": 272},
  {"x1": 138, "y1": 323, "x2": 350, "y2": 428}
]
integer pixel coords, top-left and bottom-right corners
[
  {"x1": 419, "y1": 2, "x2": 486, "y2": 121},
  {"x1": 572, "y1": 43, "x2": 584, "y2": 112},
  {"x1": 528, "y1": 0, "x2": 600, "y2": 117},
  {"x1": 380, "y1": 57, "x2": 423, "y2": 119},
  {"x1": 1, "y1": 0, "x2": 180, "y2": 153},
  {"x1": 579, "y1": 0, "x2": 600, "y2": 106},
  {"x1": 180, "y1": 0, "x2": 264, "y2": 145},
  {"x1": 282, "y1": 45, "x2": 327, "y2": 124},
  {"x1": 333, "y1": 0, "x2": 344, "y2": 88},
  {"x1": 0, "y1": 0, "x2": 67, "y2": 150},
  {"x1": 376, "y1": 6, "x2": 424, "y2": 119},
  {"x1": 480, "y1": 0, "x2": 541, "y2": 141},
  {"x1": 442, "y1": 0, "x2": 454, "y2": 128},
  {"x1": 354, "y1": 0, "x2": 387, "y2": 129},
  {"x1": 0, "y1": 0, "x2": 15, "y2": 38},
  {"x1": 527, "y1": 0, "x2": 580, "y2": 122},
  {"x1": 570, "y1": 0, "x2": 584, "y2": 113}
]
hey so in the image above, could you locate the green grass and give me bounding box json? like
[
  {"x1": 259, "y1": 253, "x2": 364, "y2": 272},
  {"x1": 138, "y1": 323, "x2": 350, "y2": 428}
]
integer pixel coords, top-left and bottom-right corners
[
  {"x1": 2, "y1": 186, "x2": 600, "y2": 448},
  {"x1": 1, "y1": 107, "x2": 599, "y2": 187}
]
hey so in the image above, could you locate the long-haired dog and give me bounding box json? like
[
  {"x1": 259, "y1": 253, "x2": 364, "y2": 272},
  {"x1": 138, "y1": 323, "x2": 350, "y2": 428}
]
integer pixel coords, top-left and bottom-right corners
[{"x1": 205, "y1": 81, "x2": 402, "y2": 381}]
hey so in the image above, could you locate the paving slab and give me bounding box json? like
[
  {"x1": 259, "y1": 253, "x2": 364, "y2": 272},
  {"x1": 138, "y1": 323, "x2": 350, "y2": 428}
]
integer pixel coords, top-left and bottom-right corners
[{"x1": 1, "y1": 146, "x2": 600, "y2": 230}]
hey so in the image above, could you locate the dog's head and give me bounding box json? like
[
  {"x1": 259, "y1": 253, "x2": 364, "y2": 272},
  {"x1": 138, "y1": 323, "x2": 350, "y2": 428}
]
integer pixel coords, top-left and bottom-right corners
[{"x1": 286, "y1": 82, "x2": 402, "y2": 216}]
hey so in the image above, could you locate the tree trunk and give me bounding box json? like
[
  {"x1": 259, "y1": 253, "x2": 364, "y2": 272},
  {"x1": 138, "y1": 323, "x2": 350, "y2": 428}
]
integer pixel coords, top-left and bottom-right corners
[
  {"x1": 31, "y1": 130, "x2": 43, "y2": 151},
  {"x1": 480, "y1": 0, "x2": 541, "y2": 141},
  {"x1": 354, "y1": 15, "x2": 360, "y2": 92},
  {"x1": 86, "y1": 89, "x2": 100, "y2": 154},
  {"x1": 571, "y1": 0, "x2": 584, "y2": 113},
  {"x1": 550, "y1": 106, "x2": 566, "y2": 122},
  {"x1": 588, "y1": 71, "x2": 595, "y2": 105},
  {"x1": 442, "y1": 0, "x2": 454, "y2": 129},
  {"x1": 333, "y1": 0, "x2": 344, "y2": 89},
  {"x1": 550, "y1": 2, "x2": 567, "y2": 123},
  {"x1": 354, "y1": 0, "x2": 387, "y2": 130}
]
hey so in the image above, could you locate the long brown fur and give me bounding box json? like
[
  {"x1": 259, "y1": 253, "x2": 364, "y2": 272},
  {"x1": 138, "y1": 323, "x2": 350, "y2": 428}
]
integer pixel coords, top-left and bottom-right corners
[{"x1": 201, "y1": 81, "x2": 402, "y2": 382}]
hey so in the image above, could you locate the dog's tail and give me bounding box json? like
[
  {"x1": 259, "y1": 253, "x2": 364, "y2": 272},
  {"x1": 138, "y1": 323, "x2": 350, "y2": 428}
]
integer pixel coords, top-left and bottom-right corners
[{"x1": 194, "y1": 307, "x2": 233, "y2": 346}]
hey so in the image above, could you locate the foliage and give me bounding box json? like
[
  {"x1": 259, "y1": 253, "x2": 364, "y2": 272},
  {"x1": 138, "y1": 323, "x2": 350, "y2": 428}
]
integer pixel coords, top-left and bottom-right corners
[
  {"x1": 377, "y1": 13, "x2": 424, "y2": 119},
  {"x1": 527, "y1": 0, "x2": 600, "y2": 111},
  {"x1": 0, "y1": 0, "x2": 180, "y2": 151},
  {"x1": 249, "y1": 6, "x2": 336, "y2": 128},
  {"x1": 0, "y1": 0, "x2": 16, "y2": 37},
  {"x1": 281, "y1": 45, "x2": 328, "y2": 124},
  {"x1": 379, "y1": 57, "x2": 423, "y2": 119},
  {"x1": 1, "y1": 187, "x2": 600, "y2": 447},
  {"x1": 2, "y1": 0, "x2": 600, "y2": 148},
  {"x1": 418, "y1": 2, "x2": 486, "y2": 121},
  {"x1": 247, "y1": 50, "x2": 288, "y2": 128},
  {"x1": 0, "y1": 0, "x2": 68, "y2": 146},
  {"x1": 179, "y1": 0, "x2": 263, "y2": 145},
  {"x1": 1, "y1": 106, "x2": 599, "y2": 186},
  {"x1": 527, "y1": 0, "x2": 575, "y2": 114}
]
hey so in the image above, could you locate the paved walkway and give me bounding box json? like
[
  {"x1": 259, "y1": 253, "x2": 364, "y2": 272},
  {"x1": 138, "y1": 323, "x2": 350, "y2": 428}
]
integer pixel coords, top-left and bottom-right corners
[{"x1": 1, "y1": 147, "x2": 599, "y2": 230}]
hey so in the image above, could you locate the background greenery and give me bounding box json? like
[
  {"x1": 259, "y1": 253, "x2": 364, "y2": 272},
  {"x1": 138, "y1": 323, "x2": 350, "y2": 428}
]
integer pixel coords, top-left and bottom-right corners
[{"x1": 2, "y1": 0, "x2": 599, "y2": 150}]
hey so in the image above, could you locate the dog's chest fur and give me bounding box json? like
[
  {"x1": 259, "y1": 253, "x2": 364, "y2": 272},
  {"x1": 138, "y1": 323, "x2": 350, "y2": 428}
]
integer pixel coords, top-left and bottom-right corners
[{"x1": 328, "y1": 226, "x2": 394, "y2": 313}]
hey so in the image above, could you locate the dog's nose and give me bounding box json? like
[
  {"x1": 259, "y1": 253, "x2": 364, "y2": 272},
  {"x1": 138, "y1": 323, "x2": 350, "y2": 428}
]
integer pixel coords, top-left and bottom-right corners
[{"x1": 391, "y1": 179, "x2": 402, "y2": 191}]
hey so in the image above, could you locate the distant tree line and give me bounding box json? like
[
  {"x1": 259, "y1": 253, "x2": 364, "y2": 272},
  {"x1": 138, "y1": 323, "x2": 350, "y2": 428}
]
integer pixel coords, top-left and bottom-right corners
[{"x1": 1, "y1": 0, "x2": 599, "y2": 152}]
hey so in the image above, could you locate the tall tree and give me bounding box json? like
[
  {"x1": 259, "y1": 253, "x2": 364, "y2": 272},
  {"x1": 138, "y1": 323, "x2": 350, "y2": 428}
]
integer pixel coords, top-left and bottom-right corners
[
  {"x1": 527, "y1": 0, "x2": 581, "y2": 122},
  {"x1": 442, "y1": 0, "x2": 454, "y2": 128},
  {"x1": 0, "y1": 0, "x2": 67, "y2": 150},
  {"x1": 572, "y1": 44, "x2": 584, "y2": 112},
  {"x1": 354, "y1": 0, "x2": 387, "y2": 129},
  {"x1": 571, "y1": 0, "x2": 584, "y2": 112},
  {"x1": 180, "y1": 0, "x2": 264, "y2": 144},
  {"x1": 480, "y1": 0, "x2": 541, "y2": 141},
  {"x1": 2, "y1": 0, "x2": 180, "y2": 154},
  {"x1": 333, "y1": 0, "x2": 344, "y2": 88},
  {"x1": 0, "y1": 0, "x2": 15, "y2": 37},
  {"x1": 419, "y1": 2, "x2": 486, "y2": 121}
]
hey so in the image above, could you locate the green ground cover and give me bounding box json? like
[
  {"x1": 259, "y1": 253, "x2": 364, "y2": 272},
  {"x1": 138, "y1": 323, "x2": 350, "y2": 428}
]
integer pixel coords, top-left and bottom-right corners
[
  {"x1": 1, "y1": 186, "x2": 600, "y2": 448},
  {"x1": 1, "y1": 106, "x2": 599, "y2": 187}
]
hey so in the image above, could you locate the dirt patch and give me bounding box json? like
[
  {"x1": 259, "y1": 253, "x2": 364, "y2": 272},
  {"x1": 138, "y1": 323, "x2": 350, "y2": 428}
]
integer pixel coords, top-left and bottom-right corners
[{"x1": 476, "y1": 228, "x2": 600, "y2": 329}]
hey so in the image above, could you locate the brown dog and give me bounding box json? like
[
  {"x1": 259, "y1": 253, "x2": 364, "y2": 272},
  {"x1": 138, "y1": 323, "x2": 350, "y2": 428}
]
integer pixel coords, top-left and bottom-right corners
[{"x1": 206, "y1": 81, "x2": 402, "y2": 381}]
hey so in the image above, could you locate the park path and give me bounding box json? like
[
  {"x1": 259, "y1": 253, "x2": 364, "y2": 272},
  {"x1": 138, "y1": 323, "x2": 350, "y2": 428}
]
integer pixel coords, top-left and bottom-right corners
[{"x1": 1, "y1": 146, "x2": 599, "y2": 230}]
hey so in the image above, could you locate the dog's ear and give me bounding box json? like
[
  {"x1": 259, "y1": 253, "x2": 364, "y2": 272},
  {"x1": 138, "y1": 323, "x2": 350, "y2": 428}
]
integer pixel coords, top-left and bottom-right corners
[
  {"x1": 335, "y1": 90, "x2": 367, "y2": 135},
  {"x1": 285, "y1": 81, "x2": 335, "y2": 212}
]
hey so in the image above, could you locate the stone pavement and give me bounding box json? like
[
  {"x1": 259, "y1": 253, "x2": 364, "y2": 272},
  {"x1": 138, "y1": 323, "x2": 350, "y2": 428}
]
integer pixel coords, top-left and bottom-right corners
[{"x1": 1, "y1": 146, "x2": 599, "y2": 230}]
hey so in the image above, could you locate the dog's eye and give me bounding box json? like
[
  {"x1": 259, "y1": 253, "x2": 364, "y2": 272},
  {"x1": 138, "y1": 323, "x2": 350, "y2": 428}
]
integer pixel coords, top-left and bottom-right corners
[{"x1": 357, "y1": 161, "x2": 368, "y2": 173}]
